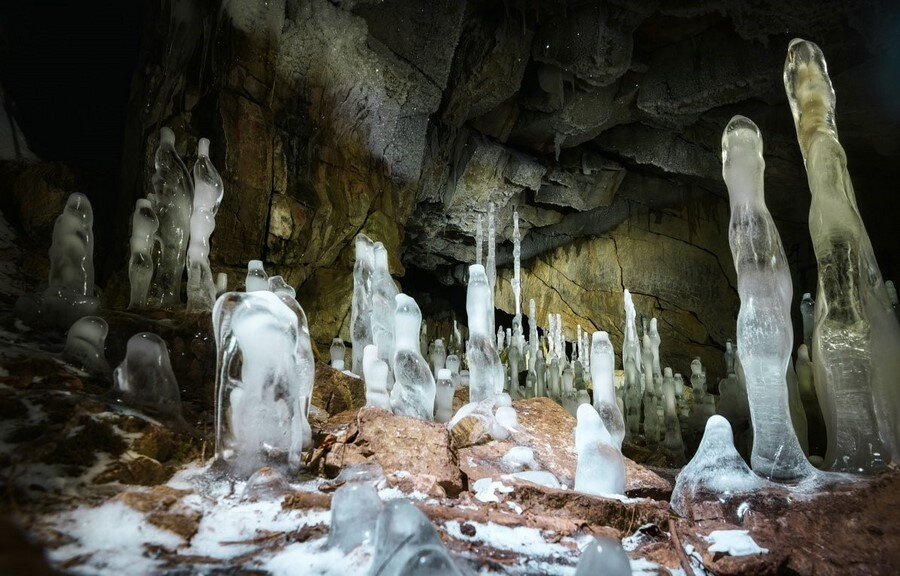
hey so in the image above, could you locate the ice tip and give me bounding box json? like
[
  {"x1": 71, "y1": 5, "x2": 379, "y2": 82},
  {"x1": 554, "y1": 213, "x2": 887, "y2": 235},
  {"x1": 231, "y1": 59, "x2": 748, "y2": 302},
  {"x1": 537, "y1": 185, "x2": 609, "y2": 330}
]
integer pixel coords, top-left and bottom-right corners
[
  {"x1": 723, "y1": 115, "x2": 761, "y2": 139},
  {"x1": 705, "y1": 414, "x2": 732, "y2": 434},
  {"x1": 198, "y1": 138, "x2": 210, "y2": 156},
  {"x1": 576, "y1": 403, "x2": 599, "y2": 422},
  {"x1": 160, "y1": 126, "x2": 176, "y2": 145},
  {"x1": 786, "y1": 37, "x2": 822, "y2": 64}
]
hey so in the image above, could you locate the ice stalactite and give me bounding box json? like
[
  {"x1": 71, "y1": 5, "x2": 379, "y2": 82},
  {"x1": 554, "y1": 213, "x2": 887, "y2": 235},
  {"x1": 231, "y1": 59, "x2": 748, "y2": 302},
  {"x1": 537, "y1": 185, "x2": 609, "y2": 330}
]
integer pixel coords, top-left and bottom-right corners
[
  {"x1": 391, "y1": 294, "x2": 435, "y2": 420},
  {"x1": 590, "y1": 331, "x2": 625, "y2": 449},
  {"x1": 186, "y1": 138, "x2": 224, "y2": 311},
  {"x1": 128, "y1": 200, "x2": 158, "y2": 309},
  {"x1": 723, "y1": 114, "x2": 814, "y2": 480},
  {"x1": 148, "y1": 127, "x2": 193, "y2": 308},
  {"x1": 785, "y1": 38, "x2": 900, "y2": 471},
  {"x1": 466, "y1": 264, "x2": 503, "y2": 404},
  {"x1": 213, "y1": 290, "x2": 314, "y2": 475}
]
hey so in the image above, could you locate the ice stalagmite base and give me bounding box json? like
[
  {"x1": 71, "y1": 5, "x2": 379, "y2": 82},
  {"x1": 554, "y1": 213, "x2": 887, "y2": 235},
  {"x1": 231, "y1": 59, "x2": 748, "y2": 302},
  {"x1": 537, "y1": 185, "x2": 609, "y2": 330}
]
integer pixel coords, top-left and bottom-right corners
[
  {"x1": 722, "y1": 115, "x2": 814, "y2": 480},
  {"x1": 784, "y1": 39, "x2": 900, "y2": 471}
]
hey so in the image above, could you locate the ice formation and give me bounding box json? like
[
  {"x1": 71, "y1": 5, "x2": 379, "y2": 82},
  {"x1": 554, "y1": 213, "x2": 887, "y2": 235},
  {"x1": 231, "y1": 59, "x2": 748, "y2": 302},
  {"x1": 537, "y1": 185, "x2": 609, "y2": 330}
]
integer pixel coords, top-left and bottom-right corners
[
  {"x1": 662, "y1": 367, "x2": 685, "y2": 460},
  {"x1": 434, "y1": 368, "x2": 455, "y2": 423},
  {"x1": 475, "y1": 213, "x2": 483, "y2": 266},
  {"x1": 648, "y1": 318, "x2": 661, "y2": 378},
  {"x1": 267, "y1": 276, "x2": 295, "y2": 298},
  {"x1": 622, "y1": 289, "x2": 641, "y2": 371},
  {"x1": 62, "y1": 316, "x2": 110, "y2": 376},
  {"x1": 370, "y1": 499, "x2": 462, "y2": 576},
  {"x1": 574, "y1": 404, "x2": 626, "y2": 497},
  {"x1": 431, "y1": 338, "x2": 447, "y2": 374},
  {"x1": 186, "y1": 138, "x2": 224, "y2": 311},
  {"x1": 148, "y1": 127, "x2": 193, "y2": 307},
  {"x1": 670, "y1": 415, "x2": 767, "y2": 516},
  {"x1": 511, "y1": 208, "x2": 523, "y2": 328},
  {"x1": 723, "y1": 114, "x2": 814, "y2": 481},
  {"x1": 350, "y1": 234, "x2": 375, "y2": 375},
  {"x1": 371, "y1": 242, "x2": 399, "y2": 382},
  {"x1": 705, "y1": 530, "x2": 769, "y2": 557},
  {"x1": 486, "y1": 202, "x2": 497, "y2": 294},
  {"x1": 127, "y1": 199, "x2": 158, "y2": 309},
  {"x1": 363, "y1": 344, "x2": 392, "y2": 410},
  {"x1": 330, "y1": 338, "x2": 346, "y2": 371},
  {"x1": 213, "y1": 290, "x2": 314, "y2": 474},
  {"x1": 391, "y1": 294, "x2": 435, "y2": 420},
  {"x1": 590, "y1": 331, "x2": 625, "y2": 449},
  {"x1": 575, "y1": 537, "x2": 632, "y2": 576},
  {"x1": 215, "y1": 272, "x2": 228, "y2": 296},
  {"x1": 785, "y1": 38, "x2": 900, "y2": 470},
  {"x1": 800, "y1": 292, "x2": 815, "y2": 349},
  {"x1": 113, "y1": 332, "x2": 182, "y2": 420},
  {"x1": 466, "y1": 264, "x2": 503, "y2": 403},
  {"x1": 245, "y1": 260, "x2": 269, "y2": 292},
  {"x1": 327, "y1": 482, "x2": 382, "y2": 552}
]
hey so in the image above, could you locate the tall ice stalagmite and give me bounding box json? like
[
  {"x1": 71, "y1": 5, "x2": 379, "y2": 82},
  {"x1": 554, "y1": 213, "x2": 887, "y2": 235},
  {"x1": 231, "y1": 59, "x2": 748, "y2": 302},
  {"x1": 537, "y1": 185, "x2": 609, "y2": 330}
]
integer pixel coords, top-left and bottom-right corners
[
  {"x1": 722, "y1": 115, "x2": 814, "y2": 480},
  {"x1": 784, "y1": 39, "x2": 900, "y2": 470}
]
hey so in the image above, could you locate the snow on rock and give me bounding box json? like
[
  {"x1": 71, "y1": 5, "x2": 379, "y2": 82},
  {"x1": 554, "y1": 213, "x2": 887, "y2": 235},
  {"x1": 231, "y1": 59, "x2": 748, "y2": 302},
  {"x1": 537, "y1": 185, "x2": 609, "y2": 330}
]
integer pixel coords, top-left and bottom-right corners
[{"x1": 705, "y1": 529, "x2": 769, "y2": 556}]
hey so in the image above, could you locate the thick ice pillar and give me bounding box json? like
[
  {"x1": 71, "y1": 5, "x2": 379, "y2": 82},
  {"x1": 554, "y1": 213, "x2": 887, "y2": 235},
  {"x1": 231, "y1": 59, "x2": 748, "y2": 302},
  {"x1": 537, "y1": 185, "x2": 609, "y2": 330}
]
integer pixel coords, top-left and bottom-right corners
[
  {"x1": 722, "y1": 114, "x2": 814, "y2": 480},
  {"x1": 466, "y1": 264, "x2": 503, "y2": 403},
  {"x1": 590, "y1": 331, "x2": 625, "y2": 449},
  {"x1": 148, "y1": 127, "x2": 193, "y2": 307},
  {"x1": 371, "y1": 242, "x2": 399, "y2": 384},
  {"x1": 186, "y1": 138, "x2": 224, "y2": 311},
  {"x1": 785, "y1": 39, "x2": 899, "y2": 470},
  {"x1": 391, "y1": 294, "x2": 436, "y2": 420},
  {"x1": 350, "y1": 234, "x2": 375, "y2": 375}
]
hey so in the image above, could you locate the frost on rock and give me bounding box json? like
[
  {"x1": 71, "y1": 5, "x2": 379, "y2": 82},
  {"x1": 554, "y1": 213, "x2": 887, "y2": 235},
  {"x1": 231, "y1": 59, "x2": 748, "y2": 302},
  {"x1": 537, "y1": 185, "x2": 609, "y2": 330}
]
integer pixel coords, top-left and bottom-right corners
[
  {"x1": 15, "y1": 193, "x2": 100, "y2": 330},
  {"x1": 575, "y1": 537, "x2": 632, "y2": 576},
  {"x1": 785, "y1": 38, "x2": 900, "y2": 471},
  {"x1": 327, "y1": 482, "x2": 383, "y2": 553},
  {"x1": 186, "y1": 138, "x2": 224, "y2": 312},
  {"x1": 148, "y1": 127, "x2": 193, "y2": 308},
  {"x1": 351, "y1": 234, "x2": 375, "y2": 375},
  {"x1": 370, "y1": 499, "x2": 462, "y2": 576},
  {"x1": 363, "y1": 344, "x2": 392, "y2": 411},
  {"x1": 127, "y1": 199, "x2": 158, "y2": 309},
  {"x1": 113, "y1": 332, "x2": 182, "y2": 421},
  {"x1": 245, "y1": 260, "x2": 269, "y2": 292},
  {"x1": 705, "y1": 529, "x2": 769, "y2": 557},
  {"x1": 723, "y1": 114, "x2": 814, "y2": 481},
  {"x1": 574, "y1": 404, "x2": 626, "y2": 497},
  {"x1": 466, "y1": 264, "x2": 503, "y2": 404},
  {"x1": 590, "y1": 331, "x2": 625, "y2": 449},
  {"x1": 213, "y1": 290, "x2": 314, "y2": 476},
  {"x1": 62, "y1": 316, "x2": 110, "y2": 377},
  {"x1": 670, "y1": 415, "x2": 767, "y2": 517},
  {"x1": 390, "y1": 294, "x2": 435, "y2": 420}
]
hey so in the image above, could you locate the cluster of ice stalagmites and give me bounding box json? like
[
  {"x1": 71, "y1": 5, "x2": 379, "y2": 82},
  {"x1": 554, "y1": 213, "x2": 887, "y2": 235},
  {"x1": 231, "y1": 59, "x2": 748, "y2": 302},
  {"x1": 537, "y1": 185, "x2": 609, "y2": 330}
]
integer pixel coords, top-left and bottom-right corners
[
  {"x1": 784, "y1": 39, "x2": 900, "y2": 472},
  {"x1": 213, "y1": 288, "x2": 314, "y2": 475}
]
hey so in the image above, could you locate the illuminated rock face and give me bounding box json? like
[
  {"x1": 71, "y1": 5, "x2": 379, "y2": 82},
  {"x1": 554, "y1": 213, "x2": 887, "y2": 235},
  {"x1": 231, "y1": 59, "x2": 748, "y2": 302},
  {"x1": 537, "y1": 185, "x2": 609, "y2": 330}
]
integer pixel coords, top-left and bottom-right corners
[
  {"x1": 785, "y1": 39, "x2": 900, "y2": 471},
  {"x1": 722, "y1": 115, "x2": 814, "y2": 481}
]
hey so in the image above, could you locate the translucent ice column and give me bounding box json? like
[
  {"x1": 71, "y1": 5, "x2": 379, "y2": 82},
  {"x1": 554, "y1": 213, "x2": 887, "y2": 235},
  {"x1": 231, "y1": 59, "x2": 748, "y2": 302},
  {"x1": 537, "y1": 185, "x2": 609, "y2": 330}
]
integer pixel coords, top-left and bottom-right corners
[
  {"x1": 363, "y1": 344, "x2": 392, "y2": 410},
  {"x1": 722, "y1": 115, "x2": 814, "y2": 480},
  {"x1": 113, "y1": 332, "x2": 182, "y2": 420},
  {"x1": 391, "y1": 294, "x2": 436, "y2": 420},
  {"x1": 574, "y1": 404, "x2": 625, "y2": 497},
  {"x1": 622, "y1": 289, "x2": 642, "y2": 377},
  {"x1": 128, "y1": 199, "x2": 158, "y2": 309},
  {"x1": 327, "y1": 483, "x2": 382, "y2": 552},
  {"x1": 434, "y1": 368, "x2": 455, "y2": 423},
  {"x1": 213, "y1": 290, "x2": 314, "y2": 474},
  {"x1": 186, "y1": 138, "x2": 224, "y2": 311},
  {"x1": 245, "y1": 260, "x2": 268, "y2": 292},
  {"x1": 466, "y1": 264, "x2": 503, "y2": 403},
  {"x1": 575, "y1": 537, "x2": 632, "y2": 576},
  {"x1": 50, "y1": 193, "x2": 95, "y2": 299},
  {"x1": 63, "y1": 316, "x2": 110, "y2": 376},
  {"x1": 370, "y1": 500, "x2": 462, "y2": 576},
  {"x1": 371, "y1": 242, "x2": 399, "y2": 381},
  {"x1": 330, "y1": 338, "x2": 346, "y2": 371},
  {"x1": 785, "y1": 38, "x2": 900, "y2": 470},
  {"x1": 350, "y1": 234, "x2": 375, "y2": 375},
  {"x1": 590, "y1": 331, "x2": 625, "y2": 449},
  {"x1": 148, "y1": 127, "x2": 193, "y2": 307}
]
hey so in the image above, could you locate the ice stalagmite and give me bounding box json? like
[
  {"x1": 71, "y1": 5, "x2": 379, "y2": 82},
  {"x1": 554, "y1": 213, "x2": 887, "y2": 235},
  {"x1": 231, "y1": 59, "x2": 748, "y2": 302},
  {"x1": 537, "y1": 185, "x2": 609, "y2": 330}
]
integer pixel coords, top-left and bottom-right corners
[
  {"x1": 467, "y1": 264, "x2": 503, "y2": 403},
  {"x1": 186, "y1": 138, "x2": 224, "y2": 311},
  {"x1": 327, "y1": 483, "x2": 382, "y2": 552},
  {"x1": 245, "y1": 260, "x2": 268, "y2": 292},
  {"x1": 215, "y1": 273, "x2": 228, "y2": 296},
  {"x1": 370, "y1": 500, "x2": 462, "y2": 576},
  {"x1": 114, "y1": 332, "x2": 182, "y2": 421},
  {"x1": 574, "y1": 404, "x2": 626, "y2": 497},
  {"x1": 391, "y1": 294, "x2": 435, "y2": 420},
  {"x1": 213, "y1": 290, "x2": 314, "y2": 475},
  {"x1": 128, "y1": 199, "x2": 158, "y2": 309},
  {"x1": 624, "y1": 357, "x2": 641, "y2": 438},
  {"x1": 575, "y1": 537, "x2": 632, "y2": 576},
  {"x1": 662, "y1": 367, "x2": 685, "y2": 460},
  {"x1": 528, "y1": 298, "x2": 539, "y2": 371},
  {"x1": 330, "y1": 339, "x2": 346, "y2": 371},
  {"x1": 475, "y1": 213, "x2": 483, "y2": 266},
  {"x1": 268, "y1": 276, "x2": 294, "y2": 298},
  {"x1": 512, "y1": 208, "x2": 522, "y2": 325},
  {"x1": 590, "y1": 331, "x2": 625, "y2": 449},
  {"x1": 434, "y1": 369, "x2": 455, "y2": 423},
  {"x1": 622, "y1": 289, "x2": 641, "y2": 377},
  {"x1": 371, "y1": 242, "x2": 399, "y2": 382},
  {"x1": 723, "y1": 114, "x2": 814, "y2": 480},
  {"x1": 486, "y1": 202, "x2": 496, "y2": 293},
  {"x1": 363, "y1": 344, "x2": 391, "y2": 410},
  {"x1": 431, "y1": 338, "x2": 447, "y2": 374},
  {"x1": 63, "y1": 316, "x2": 110, "y2": 377},
  {"x1": 351, "y1": 234, "x2": 375, "y2": 375},
  {"x1": 800, "y1": 292, "x2": 815, "y2": 349},
  {"x1": 648, "y1": 318, "x2": 661, "y2": 379},
  {"x1": 670, "y1": 415, "x2": 766, "y2": 517},
  {"x1": 148, "y1": 127, "x2": 193, "y2": 307},
  {"x1": 785, "y1": 38, "x2": 900, "y2": 470}
]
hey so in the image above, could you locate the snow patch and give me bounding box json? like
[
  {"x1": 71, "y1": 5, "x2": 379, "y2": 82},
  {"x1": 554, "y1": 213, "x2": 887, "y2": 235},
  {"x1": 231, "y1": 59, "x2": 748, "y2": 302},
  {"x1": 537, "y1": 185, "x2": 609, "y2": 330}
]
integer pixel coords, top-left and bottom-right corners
[{"x1": 705, "y1": 529, "x2": 768, "y2": 556}]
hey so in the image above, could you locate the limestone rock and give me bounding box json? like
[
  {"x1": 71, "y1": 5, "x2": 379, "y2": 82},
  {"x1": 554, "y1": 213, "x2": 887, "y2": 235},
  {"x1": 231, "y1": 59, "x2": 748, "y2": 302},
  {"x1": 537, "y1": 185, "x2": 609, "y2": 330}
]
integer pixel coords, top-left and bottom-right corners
[{"x1": 312, "y1": 362, "x2": 366, "y2": 416}]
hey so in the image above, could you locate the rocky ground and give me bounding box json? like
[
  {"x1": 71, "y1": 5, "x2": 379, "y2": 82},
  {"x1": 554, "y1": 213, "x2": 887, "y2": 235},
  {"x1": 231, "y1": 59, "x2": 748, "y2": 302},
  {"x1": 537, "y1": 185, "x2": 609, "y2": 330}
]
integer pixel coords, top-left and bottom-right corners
[{"x1": 0, "y1": 304, "x2": 898, "y2": 575}]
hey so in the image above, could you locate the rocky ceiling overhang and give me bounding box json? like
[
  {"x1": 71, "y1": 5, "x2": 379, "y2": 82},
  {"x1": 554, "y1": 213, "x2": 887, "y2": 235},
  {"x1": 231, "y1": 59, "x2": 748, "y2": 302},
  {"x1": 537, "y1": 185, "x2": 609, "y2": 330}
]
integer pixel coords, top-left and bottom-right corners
[{"x1": 3, "y1": 0, "x2": 898, "y2": 381}]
